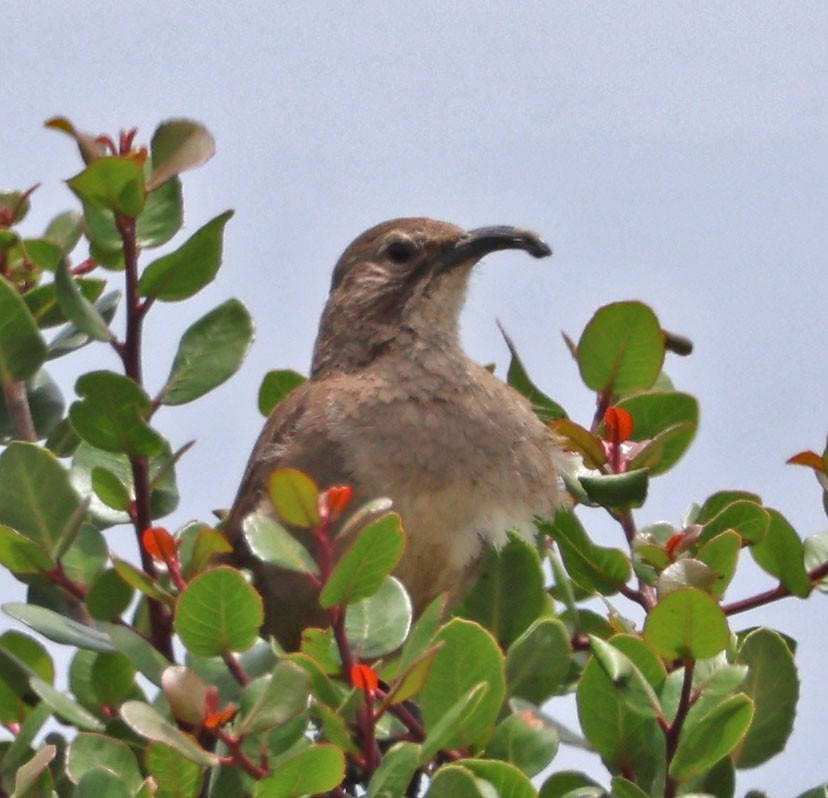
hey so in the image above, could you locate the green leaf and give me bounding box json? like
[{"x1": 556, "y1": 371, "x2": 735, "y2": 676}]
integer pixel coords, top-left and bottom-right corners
[
  {"x1": 696, "y1": 531, "x2": 741, "y2": 598},
  {"x1": 24, "y1": 277, "x2": 104, "y2": 328},
  {"x1": 366, "y1": 742, "x2": 421, "y2": 798},
  {"x1": 268, "y1": 468, "x2": 320, "y2": 528},
  {"x1": 670, "y1": 694, "x2": 754, "y2": 780},
  {"x1": 241, "y1": 512, "x2": 319, "y2": 575},
  {"x1": 394, "y1": 594, "x2": 446, "y2": 678},
  {"x1": 159, "y1": 297, "x2": 253, "y2": 404},
  {"x1": 458, "y1": 534, "x2": 547, "y2": 646},
  {"x1": 135, "y1": 175, "x2": 183, "y2": 248},
  {"x1": 656, "y1": 559, "x2": 716, "y2": 597},
  {"x1": 60, "y1": 523, "x2": 107, "y2": 589},
  {"x1": 0, "y1": 189, "x2": 33, "y2": 224},
  {"x1": 733, "y1": 628, "x2": 799, "y2": 767},
  {"x1": 540, "y1": 772, "x2": 604, "y2": 798},
  {"x1": 0, "y1": 634, "x2": 52, "y2": 724},
  {"x1": 615, "y1": 391, "x2": 698, "y2": 475},
  {"x1": 175, "y1": 566, "x2": 264, "y2": 656},
  {"x1": 0, "y1": 700, "x2": 51, "y2": 777},
  {"x1": 420, "y1": 682, "x2": 489, "y2": 763},
  {"x1": 44, "y1": 209, "x2": 83, "y2": 254},
  {"x1": 643, "y1": 588, "x2": 730, "y2": 660},
  {"x1": 161, "y1": 665, "x2": 209, "y2": 724},
  {"x1": 610, "y1": 777, "x2": 649, "y2": 798},
  {"x1": 461, "y1": 759, "x2": 537, "y2": 798},
  {"x1": 579, "y1": 469, "x2": 649, "y2": 510},
  {"x1": 344, "y1": 575, "x2": 412, "y2": 658},
  {"x1": 542, "y1": 510, "x2": 631, "y2": 595},
  {"x1": 485, "y1": 710, "x2": 559, "y2": 777},
  {"x1": 30, "y1": 675, "x2": 105, "y2": 731},
  {"x1": 505, "y1": 617, "x2": 572, "y2": 704},
  {"x1": 67, "y1": 733, "x2": 143, "y2": 793},
  {"x1": 90, "y1": 467, "x2": 131, "y2": 511},
  {"x1": 804, "y1": 532, "x2": 828, "y2": 593},
  {"x1": 0, "y1": 276, "x2": 47, "y2": 383},
  {"x1": 82, "y1": 174, "x2": 183, "y2": 253},
  {"x1": 12, "y1": 744, "x2": 55, "y2": 798},
  {"x1": 549, "y1": 418, "x2": 607, "y2": 469},
  {"x1": 699, "y1": 499, "x2": 769, "y2": 546},
  {"x1": 54, "y1": 260, "x2": 111, "y2": 342},
  {"x1": 138, "y1": 211, "x2": 233, "y2": 301},
  {"x1": 589, "y1": 636, "x2": 662, "y2": 718},
  {"x1": 577, "y1": 301, "x2": 665, "y2": 394},
  {"x1": 178, "y1": 523, "x2": 232, "y2": 579},
  {"x1": 2, "y1": 602, "x2": 114, "y2": 652},
  {"x1": 149, "y1": 119, "x2": 216, "y2": 190},
  {"x1": 0, "y1": 525, "x2": 53, "y2": 574},
  {"x1": 426, "y1": 763, "x2": 490, "y2": 798},
  {"x1": 47, "y1": 290, "x2": 120, "y2": 360},
  {"x1": 70, "y1": 370, "x2": 164, "y2": 456},
  {"x1": 103, "y1": 623, "x2": 171, "y2": 686},
  {"x1": 254, "y1": 744, "x2": 345, "y2": 798},
  {"x1": 238, "y1": 661, "x2": 311, "y2": 735},
  {"x1": 70, "y1": 441, "x2": 179, "y2": 527},
  {"x1": 144, "y1": 743, "x2": 203, "y2": 798},
  {"x1": 0, "y1": 442, "x2": 81, "y2": 553},
  {"x1": 576, "y1": 652, "x2": 661, "y2": 777},
  {"x1": 120, "y1": 700, "x2": 218, "y2": 766},
  {"x1": 85, "y1": 569, "x2": 133, "y2": 621},
  {"x1": 67, "y1": 156, "x2": 146, "y2": 216},
  {"x1": 500, "y1": 324, "x2": 567, "y2": 421},
  {"x1": 145, "y1": 742, "x2": 204, "y2": 798},
  {"x1": 420, "y1": 618, "x2": 505, "y2": 750},
  {"x1": 90, "y1": 651, "x2": 136, "y2": 706},
  {"x1": 321, "y1": 513, "x2": 405, "y2": 608},
  {"x1": 258, "y1": 369, "x2": 306, "y2": 417},
  {"x1": 750, "y1": 509, "x2": 811, "y2": 597}
]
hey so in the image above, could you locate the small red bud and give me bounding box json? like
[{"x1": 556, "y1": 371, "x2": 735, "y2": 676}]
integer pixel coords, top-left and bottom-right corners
[
  {"x1": 351, "y1": 663, "x2": 379, "y2": 692},
  {"x1": 142, "y1": 527, "x2": 178, "y2": 561},
  {"x1": 326, "y1": 485, "x2": 354, "y2": 518}
]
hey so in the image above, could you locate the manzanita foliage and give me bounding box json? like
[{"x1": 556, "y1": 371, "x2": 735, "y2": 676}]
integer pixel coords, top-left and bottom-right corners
[{"x1": 0, "y1": 118, "x2": 826, "y2": 798}]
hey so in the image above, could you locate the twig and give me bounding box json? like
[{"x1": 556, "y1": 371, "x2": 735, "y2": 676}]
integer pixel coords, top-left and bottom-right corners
[{"x1": 115, "y1": 212, "x2": 174, "y2": 661}]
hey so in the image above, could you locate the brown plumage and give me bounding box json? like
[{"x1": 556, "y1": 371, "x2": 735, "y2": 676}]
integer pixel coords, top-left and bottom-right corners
[{"x1": 225, "y1": 218, "x2": 570, "y2": 649}]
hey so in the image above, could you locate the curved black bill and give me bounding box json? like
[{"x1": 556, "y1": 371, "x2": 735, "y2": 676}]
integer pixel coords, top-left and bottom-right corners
[{"x1": 441, "y1": 225, "x2": 552, "y2": 270}]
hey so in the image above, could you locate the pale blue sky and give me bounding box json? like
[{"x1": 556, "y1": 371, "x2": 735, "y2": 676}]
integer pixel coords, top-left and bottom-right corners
[{"x1": 4, "y1": 3, "x2": 828, "y2": 794}]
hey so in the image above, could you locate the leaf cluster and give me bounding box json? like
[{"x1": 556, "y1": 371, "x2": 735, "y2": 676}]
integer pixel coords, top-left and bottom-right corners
[{"x1": 1, "y1": 118, "x2": 827, "y2": 798}]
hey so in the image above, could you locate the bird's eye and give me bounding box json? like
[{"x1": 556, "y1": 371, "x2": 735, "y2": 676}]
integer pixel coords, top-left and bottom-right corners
[{"x1": 385, "y1": 238, "x2": 416, "y2": 265}]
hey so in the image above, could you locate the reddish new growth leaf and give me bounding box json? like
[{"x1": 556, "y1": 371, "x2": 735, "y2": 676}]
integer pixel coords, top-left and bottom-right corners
[
  {"x1": 204, "y1": 705, "x2": 237, "y2": 729},
  {"x1": 604, "y1": 406, "x2": 634, "y2": 444},
  {"x1": 142, "y1": 527, "x2": 178, "y2": 561},
  {"x1": 787, "y1": 451, "x2": 825, "y2": 472},
  {"x1": 351, "y1": 664, "x2": 379, "y2": 693},
  {"x1": 203, "y1": 685, "x2": 236, "y2": 729},
  {"x1": 325, "y1": 485, "x2": 354, "y2": 519}
]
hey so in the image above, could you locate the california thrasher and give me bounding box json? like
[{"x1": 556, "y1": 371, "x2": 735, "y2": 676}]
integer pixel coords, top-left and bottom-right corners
[{"x1": 225, "y1": 218, "x2": 570, "y2": 649}]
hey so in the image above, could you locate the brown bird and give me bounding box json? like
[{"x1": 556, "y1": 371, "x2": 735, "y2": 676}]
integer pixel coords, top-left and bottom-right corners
[{"x1": 225, "y1": 218, "x2": 570, "y2": 649}]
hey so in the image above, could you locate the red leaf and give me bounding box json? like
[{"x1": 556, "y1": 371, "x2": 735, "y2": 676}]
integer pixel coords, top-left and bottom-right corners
[
  {"x1": 142, "y1": 527, "x2": 178, "y2": 561},
  {"x1": 351, "y1": 663, "x2": 379, "y2": 692},
  {"x1": 787, "y1": 450, "x2": 825, "y2": 472},
  {"x1": 204, "y1": 705, "x2": 236, "y2": 729},
  {"x1": 326, "y1": 485, "x2": 354, "y2": 518},
  {"x1": 604, "y1": 406, "x2": 634, "y2": 444}
]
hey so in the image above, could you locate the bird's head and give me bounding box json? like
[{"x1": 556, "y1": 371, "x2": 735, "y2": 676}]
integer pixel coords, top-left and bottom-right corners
[{"x1": 311, "y1": 217, "x2": 551, "y2": 377}]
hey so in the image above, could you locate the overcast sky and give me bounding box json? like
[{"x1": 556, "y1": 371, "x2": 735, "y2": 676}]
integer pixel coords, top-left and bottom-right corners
[{"x1": 4, "y1": 3, "x2": 828, "y2": 794}]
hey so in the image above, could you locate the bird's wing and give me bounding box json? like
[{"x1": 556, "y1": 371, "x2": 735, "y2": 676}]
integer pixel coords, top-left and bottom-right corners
[{"x1": 223, "y1": 377, "x2": 352, "y2": 545}]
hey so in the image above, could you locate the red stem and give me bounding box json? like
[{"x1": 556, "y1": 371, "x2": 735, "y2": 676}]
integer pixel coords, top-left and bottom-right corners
[
  {"x1": 115, "y1": 213, "x2": 174, "y2": 661},
  {"x1": 722, "y1": 559, "x2": 828, "y2": 616},
  {"x1": 664, "y1": 659, "x2": 695, "y2": 798}
]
